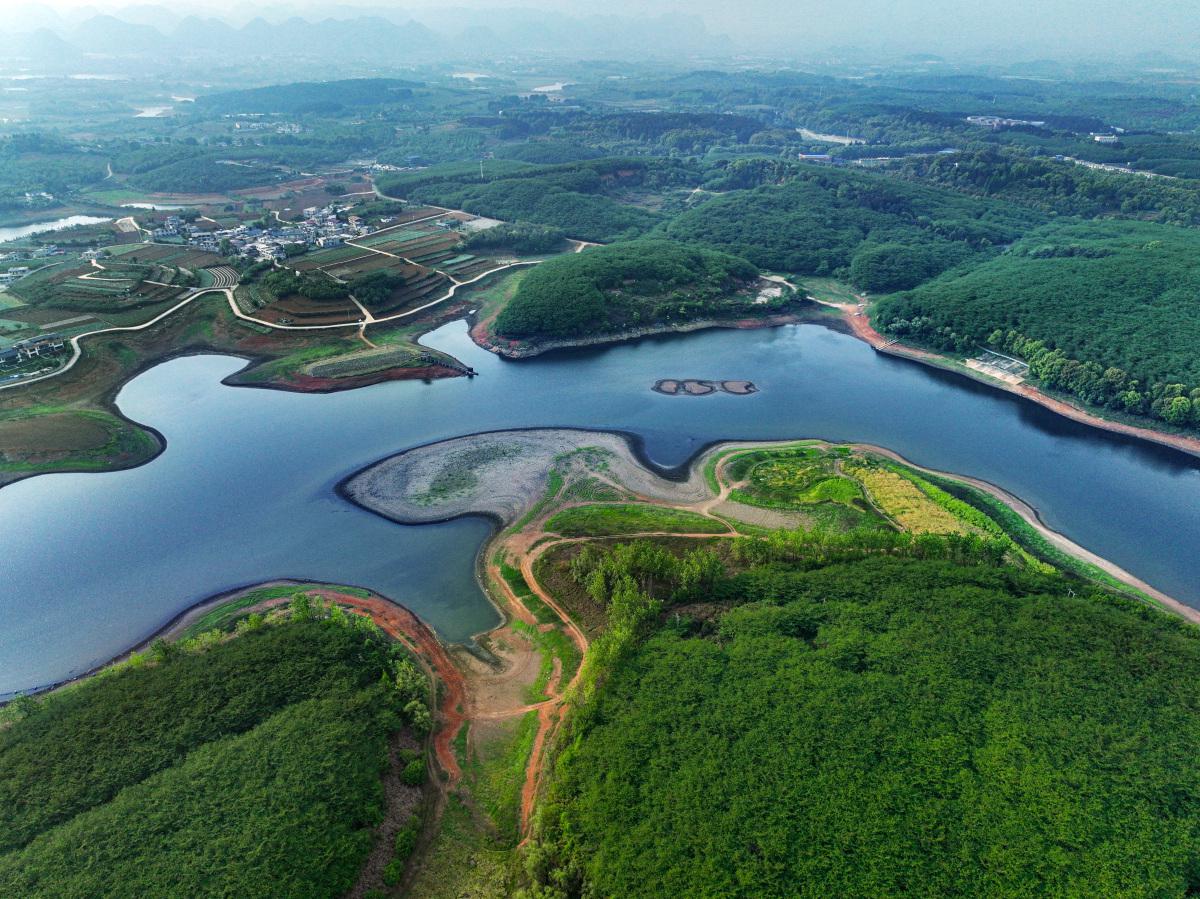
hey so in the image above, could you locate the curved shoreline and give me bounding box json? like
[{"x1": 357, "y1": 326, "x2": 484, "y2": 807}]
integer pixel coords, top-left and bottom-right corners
[
  {"x1": 0, "y1": 335, "x2": 465, "y2": 491},
  {"x1": 469, "y1": 310, "x2": 818, "y2": 359},
  {"x1": 338, "y1": 427, "x2": 1197, "y2": 624},
  {"x1": 830, "y1": 302, "x2": 1200, "y2": 461},
  {"x1": 10, "y1": 429, "x2": 1197, "y2": 699},
  {"x1": 7, "y1": 300, "x2": 1199, "y2": 494},
  {"x1": 3, "y1": 577, "x2": 395, "y2": 701}
]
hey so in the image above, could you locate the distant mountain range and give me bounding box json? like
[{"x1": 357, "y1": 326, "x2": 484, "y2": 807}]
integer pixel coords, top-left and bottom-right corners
[{"x1": 1, "y1": 4, "x2": 731, "y2": 68}]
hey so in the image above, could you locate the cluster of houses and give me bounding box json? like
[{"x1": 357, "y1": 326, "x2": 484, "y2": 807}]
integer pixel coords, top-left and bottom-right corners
[
  {"x1": 0, "y1": 266, "x2": 31, "y2": 287},
  {"x1": 0, "y1": 333, "x2": 68, "y2": 370},
  {"x1": 1, "y1": 245, "x2": 63, "y2": 264},
  {"x1": 965, "y1": 115, "x2": 1048, "y2": 129},
  {"x1": 162, "y1": 206, "x2": 369, "y2": 261}
]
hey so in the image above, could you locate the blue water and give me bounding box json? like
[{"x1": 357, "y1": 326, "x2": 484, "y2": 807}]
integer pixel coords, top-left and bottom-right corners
[{"x1": 2, "y1": 319, "x2": 1199, "y2": 695}]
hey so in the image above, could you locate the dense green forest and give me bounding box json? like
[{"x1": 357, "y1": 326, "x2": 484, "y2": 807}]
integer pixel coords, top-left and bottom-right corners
[
  {"x1": 875, "y1": 220, "x2": 1200, "y2": 427},
  {"x1": 260, "y1": 268, "x2": 349, "y2": 303},
  {"x1": 525, "y1": 538, "x2": 1200, "y2": 897},
  {"x1": 493, "y1": 239, "x2": 771, "y2": 340},
  {"x1": 0, "y1": 610, "x2": 430, "y2": 897},
  {"x1": 464, "y1": 221, "x2": 567, "y2": 254},
  {"x1": 377, "y1": 159, "x2": 695, "y2": 242},
  {"x1": 899, "y1": 147, "x2": 1200, "y2": 227},
  {"x1": 0, "y1": 134, "x2": 108, "y2": 212},
  {"x1": 663, "y1": 166, "x2": 1042, "y2": 287},
  {"x1": 195, "y1": 78, "x2": 422, "y2": 115}
]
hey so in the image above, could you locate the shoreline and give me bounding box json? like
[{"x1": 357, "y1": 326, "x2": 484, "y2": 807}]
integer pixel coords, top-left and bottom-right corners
[
  {"x1": 337, "y1": 427, "x2": 1198, "y2": 624},
  {"x1": 3, "y1": 577, "x2": 393, "y2": 701},
  {"x1": 830, "y1": 301, "x2": 1200, "y2": 461},
  {"x1": 9, "y1": 292, "x2": 1196, "y2": 495},
  {"x1": 0, "y1": 338, "x2": 467, "y2": 490},
  {"x1": 10, "y1": 427, "x2": 1197, "y2": 702},
  {"x1": 469, "y1": 309, "x2": 823, "y2": 359},
  {"x1": 849, "y1": 443, "x2": 1200, "y2": 625}
]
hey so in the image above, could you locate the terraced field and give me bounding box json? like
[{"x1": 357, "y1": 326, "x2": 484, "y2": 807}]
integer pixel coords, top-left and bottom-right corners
[
  {"x1": 8, "y1": 263, "x2": 185, "y2": 314},
  {"x1": 105, "y1": 243, "x2": 222, "y2": 270}
]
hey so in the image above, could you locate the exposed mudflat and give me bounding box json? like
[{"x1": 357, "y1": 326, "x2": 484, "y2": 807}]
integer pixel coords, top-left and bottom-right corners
[
  {"x1": 653, "y1": 378, "x2": 758, "y2": 396},
  {"x1": 342, "y1": 428, "x2": 711, "y2": 526}
]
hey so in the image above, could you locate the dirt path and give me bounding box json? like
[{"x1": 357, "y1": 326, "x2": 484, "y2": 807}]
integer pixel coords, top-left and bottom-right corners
[{"x1": 514, "y1": 539, "x2": 588, "y2": 835}]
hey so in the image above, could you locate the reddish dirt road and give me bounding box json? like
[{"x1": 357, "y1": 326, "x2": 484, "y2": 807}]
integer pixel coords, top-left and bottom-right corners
[{"x1": 309, "y1": 590, "x2": 467, "y2": 785}]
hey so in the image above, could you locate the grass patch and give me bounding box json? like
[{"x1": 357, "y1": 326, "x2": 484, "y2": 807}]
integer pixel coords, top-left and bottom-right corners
[
  {"x1": 511, "y1": 620, "x2": 582, "y2": 702},
  {"x1": 404, "y1": 793, "x2": 515, "y2": 898},
  {"x1": 178, "y1": 584, "x2": 370, "y2": 640},
  {"x1": 412, "y1": 443, "x2": 523, "y2": 506},
  {"x1": 545, "y1": 503, "x2": 728, "y2": 537},
  {"x1": 463, "y1": 711, "x2": 539, "y2": 846},
  {"x1": 801, "y1": 276, "x2": 863, "y2": 306},
  {"x1": 499, "y1": 561, "x2": 557, "y2": 624},
  {"x1": 0, "y1": 407, "x2": 158, "y2": 474},
  {"x1": 508, "y1": 467, "x2": 565, "y2": 533}
]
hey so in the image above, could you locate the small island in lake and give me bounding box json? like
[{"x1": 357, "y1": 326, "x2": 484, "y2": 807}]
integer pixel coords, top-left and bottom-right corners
[{"x1": 653, "y1": 378, "x2": 758, "y2": 396}]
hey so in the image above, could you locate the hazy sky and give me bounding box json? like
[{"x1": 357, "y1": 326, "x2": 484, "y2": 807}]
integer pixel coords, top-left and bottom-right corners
[{"x1": 21, "y1": 0, "x2": 1200, "y2": 58}]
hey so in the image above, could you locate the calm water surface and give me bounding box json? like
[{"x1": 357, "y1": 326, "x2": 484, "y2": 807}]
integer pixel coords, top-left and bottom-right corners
[
  {"x1": 0, "y1": 215, "x2": 112, "y2": 243},
  {"x1": 3, "y1": 320, "x2": 1199, "y2": 695}
]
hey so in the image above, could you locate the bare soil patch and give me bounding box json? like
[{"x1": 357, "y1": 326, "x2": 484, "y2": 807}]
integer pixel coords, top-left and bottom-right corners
[
  {"x1": 0, "y1": 413, "x2": 109, "y2": 458},
  {"x1": 458, "y1": 625, "x2": 541, "y2": 717}
]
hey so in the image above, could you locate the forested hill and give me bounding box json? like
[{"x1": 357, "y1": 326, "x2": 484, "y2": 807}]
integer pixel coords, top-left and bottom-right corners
[
  {"x1": 376, "y1": 158, "x2": 695, "y2": 243},
  {"x1": 0, "y1": 611, "x2": 431, "y2": 898},
  {"x1": 663, "y1": 165, "x2": 1045, "y2": 289},
  {"x1": 528, "y1": 542, "x2": 1200, "y2": 897},
  {"x1": 195, "y1": 78, "x2": 422, "y2": 115},
  {"x1": 875, "y1": 220, "x2": 1200, "y2": 428},
  {"x1": 492, "y1": 239, "x2": 773, "y2": 341}
]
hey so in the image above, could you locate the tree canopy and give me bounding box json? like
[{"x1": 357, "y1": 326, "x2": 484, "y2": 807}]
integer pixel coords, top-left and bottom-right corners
[
  {"x1": 529, "y1": 545, "x2": 1200, "y2": 897},
  {"x1": 493, "y1": 238, "x2": 762, "y2": 340}
]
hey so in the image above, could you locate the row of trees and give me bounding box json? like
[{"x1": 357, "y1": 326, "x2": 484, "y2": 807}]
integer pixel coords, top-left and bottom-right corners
[
  {"x1": 991, "y1": 330, "x2": 1200, "y2": 426},
  {"x1": 260, "y1": 268, "x2": 349, "y2": 303}
]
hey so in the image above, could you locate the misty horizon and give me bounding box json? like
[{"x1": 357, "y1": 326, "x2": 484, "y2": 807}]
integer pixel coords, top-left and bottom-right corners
[{"x1": 3, "y1": 0, "x2": 1200, "y2": 64}]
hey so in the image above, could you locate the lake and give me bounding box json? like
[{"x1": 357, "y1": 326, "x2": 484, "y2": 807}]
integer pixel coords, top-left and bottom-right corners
[
  {"x1": 2, "y1": 319, "x2": 1199, "y2": 696},
  {"x1": 0, "y1": 215, "x2": 112, "y2": 243}
]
